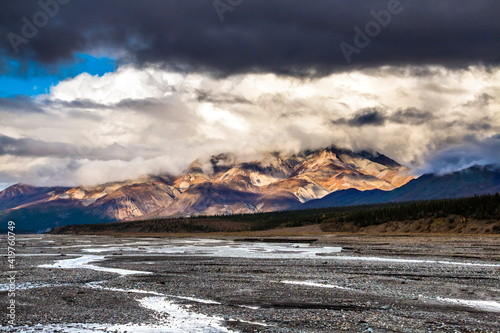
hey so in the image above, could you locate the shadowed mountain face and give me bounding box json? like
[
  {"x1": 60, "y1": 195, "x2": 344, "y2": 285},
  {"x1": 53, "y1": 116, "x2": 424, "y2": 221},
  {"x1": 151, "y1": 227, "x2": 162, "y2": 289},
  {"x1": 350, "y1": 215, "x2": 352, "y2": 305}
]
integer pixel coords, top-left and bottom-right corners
[
  {"x1": 302, "y1": 165, "x2": 500, "y2": 209},
  {"x1": 0, "y1": 147, "x2": 413, "y2": 231}
]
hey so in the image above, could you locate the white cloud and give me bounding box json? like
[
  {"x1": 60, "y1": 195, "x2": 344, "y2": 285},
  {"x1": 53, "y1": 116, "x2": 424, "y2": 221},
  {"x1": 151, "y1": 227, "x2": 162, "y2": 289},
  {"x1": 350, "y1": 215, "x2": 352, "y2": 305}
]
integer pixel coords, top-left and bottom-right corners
[
  {"x1": 48, "y1": 66, "x2": 171, "y2": 104},
  {"x1": 0, "y1": 65, "x2": 499, "y2": 186}
]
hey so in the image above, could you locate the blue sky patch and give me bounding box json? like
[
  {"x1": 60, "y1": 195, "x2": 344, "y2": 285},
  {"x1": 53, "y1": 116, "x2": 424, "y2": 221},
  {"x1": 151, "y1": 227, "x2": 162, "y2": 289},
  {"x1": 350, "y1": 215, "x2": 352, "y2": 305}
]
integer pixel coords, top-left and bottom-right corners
[{"x1": 0, "y1": 54, "x2": 116, "y2": 98}]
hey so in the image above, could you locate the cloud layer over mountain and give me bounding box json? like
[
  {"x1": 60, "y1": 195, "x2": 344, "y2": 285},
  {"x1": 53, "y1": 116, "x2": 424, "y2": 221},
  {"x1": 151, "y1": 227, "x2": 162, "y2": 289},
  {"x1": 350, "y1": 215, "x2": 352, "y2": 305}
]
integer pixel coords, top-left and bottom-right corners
[{"x1": 0, "y1": 65, "x2": 499, "y2": 186}]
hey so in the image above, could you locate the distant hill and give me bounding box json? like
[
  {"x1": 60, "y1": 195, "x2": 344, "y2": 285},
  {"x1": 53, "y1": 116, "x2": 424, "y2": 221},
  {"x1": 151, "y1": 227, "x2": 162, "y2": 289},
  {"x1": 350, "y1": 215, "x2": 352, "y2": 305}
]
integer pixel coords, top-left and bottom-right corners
[{"x1": 302, "y1": 165, "x2": 500, "y2": 209}]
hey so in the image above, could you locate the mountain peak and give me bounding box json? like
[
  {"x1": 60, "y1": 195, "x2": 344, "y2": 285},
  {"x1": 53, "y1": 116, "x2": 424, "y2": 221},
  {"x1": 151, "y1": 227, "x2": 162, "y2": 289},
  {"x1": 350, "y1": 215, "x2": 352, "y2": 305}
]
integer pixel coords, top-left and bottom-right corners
[
  {"x1": 0, "y1": 183, "x2": 38, "y2": 198},
  {"x1": 187, "y1": 160, "x2": 204, "y2": 173},
  {"x1": 358, "y1": 150, "x2": 402, "y2": 168}
]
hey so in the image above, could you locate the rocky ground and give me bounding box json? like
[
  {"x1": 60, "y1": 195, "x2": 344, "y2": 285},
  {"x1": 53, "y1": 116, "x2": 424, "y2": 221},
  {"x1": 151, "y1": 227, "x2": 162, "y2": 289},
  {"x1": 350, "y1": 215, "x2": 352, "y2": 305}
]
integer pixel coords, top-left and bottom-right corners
[{"x1": 1, "y1": 234, "x2": 499, "y2": 332}]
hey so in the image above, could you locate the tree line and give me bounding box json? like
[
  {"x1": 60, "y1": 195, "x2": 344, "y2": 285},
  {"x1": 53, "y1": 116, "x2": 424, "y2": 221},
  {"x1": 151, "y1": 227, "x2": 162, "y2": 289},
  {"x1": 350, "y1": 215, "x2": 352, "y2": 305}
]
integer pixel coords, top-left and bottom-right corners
[{"x1": 51, "y1": 193, "x2": 500, "y2": 234}]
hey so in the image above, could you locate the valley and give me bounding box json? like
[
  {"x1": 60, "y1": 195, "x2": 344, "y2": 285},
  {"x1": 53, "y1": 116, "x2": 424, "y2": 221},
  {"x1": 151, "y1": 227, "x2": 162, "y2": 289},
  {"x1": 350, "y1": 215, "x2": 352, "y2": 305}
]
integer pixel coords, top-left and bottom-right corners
[{"x1": 1, "y1": 235, "x2": 499, "y2": 332}]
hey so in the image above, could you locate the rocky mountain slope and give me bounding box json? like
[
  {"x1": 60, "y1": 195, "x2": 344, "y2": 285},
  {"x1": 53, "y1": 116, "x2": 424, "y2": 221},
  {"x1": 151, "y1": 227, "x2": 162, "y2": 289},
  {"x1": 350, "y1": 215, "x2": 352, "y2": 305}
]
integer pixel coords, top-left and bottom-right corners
[{"x1": 0, "y1": 146, "x2": 413, "y2": 231}]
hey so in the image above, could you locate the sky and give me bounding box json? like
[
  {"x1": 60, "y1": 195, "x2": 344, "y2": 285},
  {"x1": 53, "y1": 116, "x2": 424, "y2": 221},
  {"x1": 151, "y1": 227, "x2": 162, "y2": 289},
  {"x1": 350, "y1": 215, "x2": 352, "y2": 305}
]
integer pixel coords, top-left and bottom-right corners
[{"x1": 0, "y1": 0, "x2": 499, "y2": 189}]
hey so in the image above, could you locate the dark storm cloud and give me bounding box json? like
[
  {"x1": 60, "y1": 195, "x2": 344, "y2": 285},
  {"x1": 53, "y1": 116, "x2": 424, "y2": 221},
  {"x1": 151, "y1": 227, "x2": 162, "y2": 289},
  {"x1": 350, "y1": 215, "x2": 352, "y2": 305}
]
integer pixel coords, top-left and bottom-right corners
[
  {"x1": 332, "y1": 108, "x2": 387, "y2": 127},
  {"x1": 465, "y1": 117, "x2": 494, "y2": 131},
  {"x1": 0, "y1": 134, "x2": 68, "y2": 157},
  {"x1": 0, "y1": 134, "x2": 160, "y2": 161},
  {"x1": 463, "y1": 93, "x2": 494, "y2": 109},
  {"x1": 390, "y1": 107, "x2": 434, "y2": 125},
  {"x1": 1, "y1": 0, "x2": 499, "y2": 76},
  {"x1": 333, "y1": 107, "x2": 437, "y2": 127},
  {"x1": 349, "y1": 108, "x2": 387, "y2": 126},
  {"x1": 0, "y1": 95, "x2": 45, "y2": 113}
]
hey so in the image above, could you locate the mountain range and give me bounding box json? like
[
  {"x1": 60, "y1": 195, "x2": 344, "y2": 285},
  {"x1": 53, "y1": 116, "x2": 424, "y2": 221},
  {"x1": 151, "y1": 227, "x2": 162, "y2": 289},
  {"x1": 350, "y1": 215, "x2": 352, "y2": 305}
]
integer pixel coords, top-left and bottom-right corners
[
  {"x1": 303, "y1": 164, "x2": 500, "y2": 209},
  {"x1": 0, "y1": 146, "x2": 498, "y2": 233}
]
